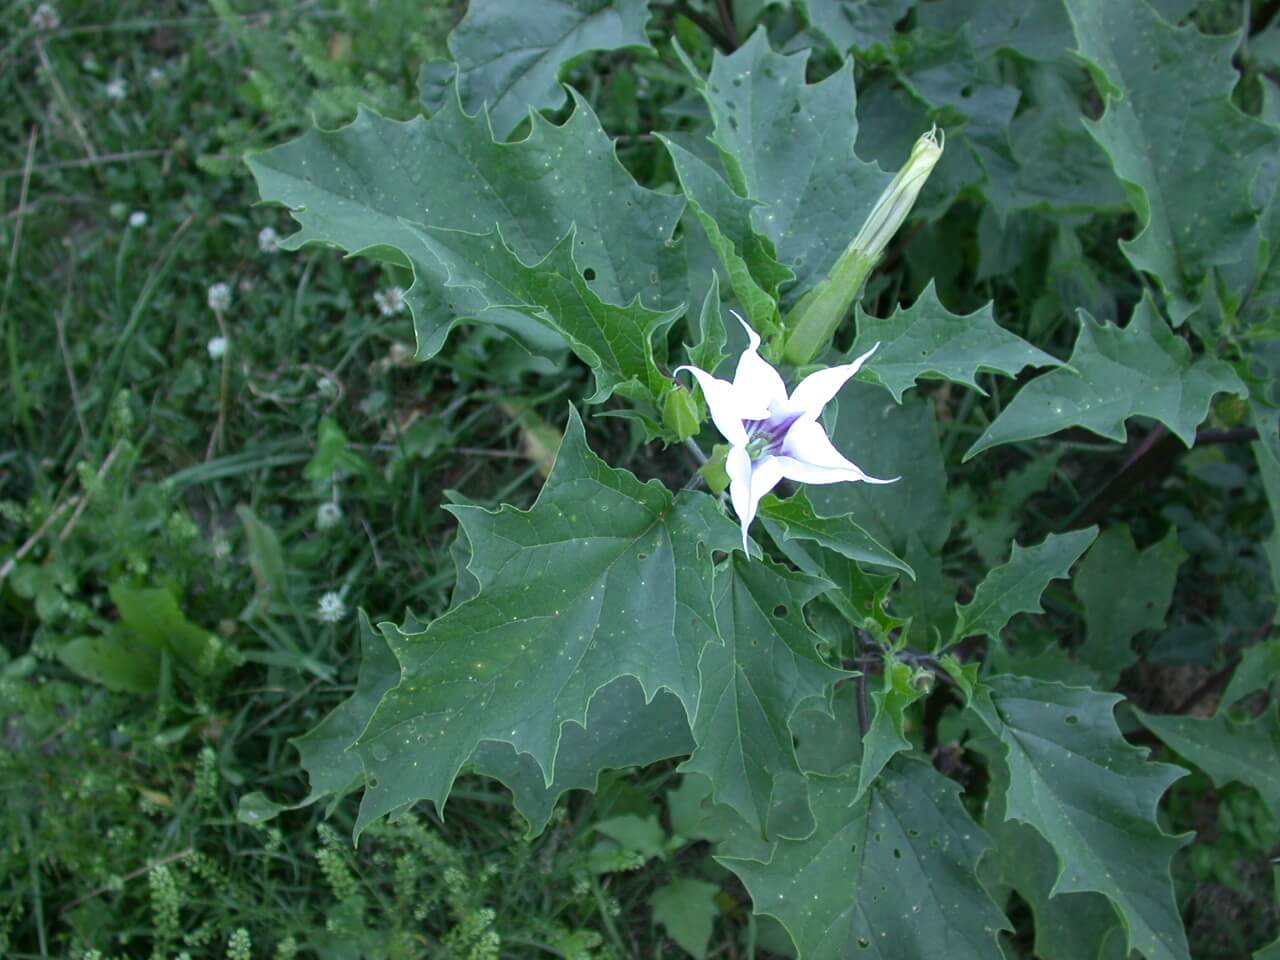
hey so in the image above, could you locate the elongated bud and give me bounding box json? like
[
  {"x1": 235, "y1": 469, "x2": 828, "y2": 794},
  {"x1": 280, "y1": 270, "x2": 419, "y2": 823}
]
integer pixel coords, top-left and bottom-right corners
[
  {"x1": 850, "y1": 126, "x2": 944, "y2": 262},
  {"x1": 783, "y1": 126, "x2": 944, "y2": 366}
]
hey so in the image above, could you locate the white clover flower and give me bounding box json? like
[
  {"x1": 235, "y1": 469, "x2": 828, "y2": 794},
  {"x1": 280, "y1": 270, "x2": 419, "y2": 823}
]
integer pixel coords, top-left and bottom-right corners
[
  {"x1": 316, "y1": 502, "x2": 343, "y2": 531},
  {"x1": 373, "y1": 286, "x2": 406, "y2": 317},
  {"x1": 128, "y1": 210, "x2": 147, "y2": 228},
  {"x1": 104, "y1": 77, "x2": 128, "y2": 101},
  {"x1": 316, "y1": 591, "x2": 347, "y2": 623},
  {"x1": 257, "y1": 226, "x2": 279, "y2": 253},
  {"x1": 31, "y1": 3, "x2": 60, "y2": 30},
  {"x1": 678, "y1": 312, "x2": 895, "y2": 552},
  {"x1": 207, "y1": 282, "x2": 232, "y2": 312},
  {"x1": 206, "y1": 336, "x2": 229, "y2": 359}
]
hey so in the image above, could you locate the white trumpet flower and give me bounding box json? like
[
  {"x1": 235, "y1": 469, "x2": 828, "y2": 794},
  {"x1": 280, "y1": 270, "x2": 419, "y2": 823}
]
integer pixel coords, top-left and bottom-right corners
[{"x1": 677, "y1": 312, "x2": 895, "y2": 552}]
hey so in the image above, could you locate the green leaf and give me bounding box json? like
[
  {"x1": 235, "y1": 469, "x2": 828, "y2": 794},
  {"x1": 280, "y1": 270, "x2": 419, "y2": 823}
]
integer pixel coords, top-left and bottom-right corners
[
  {"x1": 418, "y1": 0, "x2": 654, "y2": 141},
  {"x1": 1256, "y1": 438, "x2": 1280, "y2": 598},
  {"x1": 721, "y1": 757, "x2": 1009, "y2": 960},
  {"x1": 351, "y1": 408, "x2": 738, "y2": 837},
  {"x1": 409, "y1": 224, "x2": 679, "y2": 403},
  {"x1": 237, "y1": 505, "x2": 288, "y2": 618},
  {"x1": 954, "y1": 528, "x2": 1098, "y2": 644},
  {"x1": 660, "y1": 136, "x2": 793, "y2": 333},
  {"x1": 677, "y1": 30, "x2": 892, "y2": 304},
  {"x1": 57, "y1": 628, "x2": 160, "y2": 695},
  {"x1": 248, "y1": 91, "x2": 684, "y2": 362},
  {"x1": 303, "y1": 416, "x2": 371, "y2": 484},
  {"x1": 1063, "y1": 0, "x2": 1280, "y2": 320},
  {"x1": 681, "y1": 556, "x2": 844, "y2": 839},
  {"x1": 1073, "y1": 526, "x2": 1185, "y2": 683},
  {"x1": 1220, "y1": 637, "x2": 1280, "y2": 710},
  {"x1": 799, "y1": 0, "x2": 913, "y2": 54},
  {"x1": 980, "y1": 773, "x2": 1128, "y2": 960},
  {"x1": 651, "y1": 876, "x2": 721, "y2": 959},
  {"x1": 854, "y1": 657, "x2": 925, "y2": 801},
  {"x1": 966, "y1": 300, "x2": 1246, "y2": 460},
  {"x1": 1135, "y1": 704, "x2": 1280, "y2": 818},
  {"x1": 292, "y1": 611, "x2": 400, "y2": 806},
  {"x1": 110, "y1": 582, "x2": 225, "y2": 675},
  {"x1": 687, "y1": 272, "x2": 728, "y2": 375},
  {"x1": 853, "y1": 281, "x2": 1058, "y2": 402},
  {"x1": 469, "y1": 675, "x2": 693, "y2": 835},
  {"x1": 236, "y1": 791, "x2": 287, "y2": 826},
  {"x1": 758, "y1": 490, "x2": 913, "y2": 578},
  {"x1": 809, "y1": 385, "x2": 950, "y2": 555},
  {"x1": 973, "y1": 676, "x2": 1191, "y2": 960}
]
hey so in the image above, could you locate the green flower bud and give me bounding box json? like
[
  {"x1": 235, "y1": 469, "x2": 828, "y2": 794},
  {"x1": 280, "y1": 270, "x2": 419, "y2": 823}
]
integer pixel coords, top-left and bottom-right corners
[
  {"x1": 783, "y1": 127, "x2": 944, "y2": 366},
  {"x1": 662, "y1": 382, "x2": 701, "y2": 441}
]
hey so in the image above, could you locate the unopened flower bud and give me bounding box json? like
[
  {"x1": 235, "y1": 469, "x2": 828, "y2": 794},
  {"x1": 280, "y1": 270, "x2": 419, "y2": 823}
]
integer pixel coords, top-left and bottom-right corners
[{"x1": 851, "y1": 126, "x2": 943, "y2": 262}]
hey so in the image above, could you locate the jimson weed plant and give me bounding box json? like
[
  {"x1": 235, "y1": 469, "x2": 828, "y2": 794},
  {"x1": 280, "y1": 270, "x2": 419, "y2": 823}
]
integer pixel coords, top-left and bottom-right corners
[{"x1": 244, "y1": 0, "x2": 1280, "y2": 956}]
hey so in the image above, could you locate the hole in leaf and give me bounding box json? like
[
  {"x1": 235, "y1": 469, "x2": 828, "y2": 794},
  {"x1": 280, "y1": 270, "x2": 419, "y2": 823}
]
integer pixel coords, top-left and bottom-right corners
[
  {"x1": 858, "y1": 938, "x2": 871, "y2": 949},
  {"x1": 960, "y1": 84, "x2": 974, "y2": 97},
  {"x1": 849, "y1": 843, "x2": 858, "y2": 854},
  {"x1": 1065, "y1": 714, "x2": 1079, "y2": 725},
  {"x1": 893, "y1": 848, "x2": 902, "y2": 859},
  {"x1": 583, "y1": 267, "x2": 596, "y2": 281},
  {"x1": 637, "y1": 551, "x2": 648, "y2": 560},
  {"x1": 773, "y1": 604, "x2": 789, "y2": 618}
]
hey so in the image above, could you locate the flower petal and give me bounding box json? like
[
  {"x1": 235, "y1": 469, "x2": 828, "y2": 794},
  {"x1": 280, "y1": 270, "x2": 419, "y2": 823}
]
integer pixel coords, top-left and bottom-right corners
[
  {"x1": 778, "y1": 420, "x2": 897, "y2": 485},
  {"x1": 733, "y1": 454, "x2": 787, "y2": 553},
  {"x1": 675, "y1": 365, "x2": 749, "y2": 446},
  {"x1": 785, "y1": 342, "x2": 879, "y2": 420},
  {"x1": 726, "y1": 444, "x2": 755, "y2": 552},
  {"x1": 729, "y1": 310, "x2": 789, "y2": 413}
]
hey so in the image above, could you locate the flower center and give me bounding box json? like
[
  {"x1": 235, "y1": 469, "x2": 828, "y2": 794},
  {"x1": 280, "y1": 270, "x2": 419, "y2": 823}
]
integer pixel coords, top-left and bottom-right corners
[{"x1": 743, "y1": 414, "x2": 799, "y2": 461}]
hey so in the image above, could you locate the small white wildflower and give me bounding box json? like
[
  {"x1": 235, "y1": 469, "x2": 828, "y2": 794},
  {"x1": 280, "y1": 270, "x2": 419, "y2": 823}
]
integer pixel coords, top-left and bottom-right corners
[
  {"x1": 316, "y1": 591, "x2": 347, "y2": 623},
  {"x1": 128, "y1": 210, "x2": 147, "y2": 228},
  {"x1": 31, "y1": 3, "x2": 60, "y2": 30},
  {"x1": 316, "y1": 502, "x2": 343, "y2": 531},
  {"x1": 207, "y1": 282, "x2": 232, "y2": 312},
  {"x1": 373, "y1": 286, "x2": 406, "y2": 317},
  {"x1": 104, "y1": 77, "x2": 128, "y2": 101},
  {"x1": 257, "y1": 226, "x2": 280, "y2": 254},
  {"x1": 147, "y1": 66, "x2": 166, "y2": 86},
  {"x1": 316, "y1": 376, "x2": 338, "y2": 399},
  {"x1": 206, "y1": 336, "x2": 229, "y2": 360}
]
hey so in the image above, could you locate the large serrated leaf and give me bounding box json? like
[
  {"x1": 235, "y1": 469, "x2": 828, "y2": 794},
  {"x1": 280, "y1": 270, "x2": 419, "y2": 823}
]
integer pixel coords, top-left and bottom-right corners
[
  {"x1": 292, "y1": 611, "x2": 400, "y2": 806},
  {"x1": 974, "y1": 676, "x2": 1191, "y2": 960},
  {"x1": 351, "y1": 408, "x2": 738, "y2": 837},
  {"x1": 681, "y1": 556, "x2": 845, "y2": 840},
  {"x1": 954, "y1": 527, "x2": 1098, "y2": 644},
  {"x1": 470, "y1": 675, "x2": 694, "y2": 835},
  {"x1": 758, "y1": 489, "x2": 912, "y2": 578},
  {"x1": 1074, "y1": 526, "x2": 1185, "y2": 683},
  {"x1": 966, "y1": 299, "x2": 1246, "y2": 460},
  {"x1": 1064, "y1": 0, "x2": 1280, "y2": 320},
  {"x1": 419, "y1": 0, "x2": 654, "y2": 141},
  {"x1": 409, "y1": 224, "x2": 678, "y2": 403},
  {"x1": 980, "y1": 765, "x2": 1129, "y2": 960},
  {"x1": 678, "y1": 30, "x2": 892, "y2": 303},
  {"x1": 799, "y1": 0, "x2": 912, "y2": 54},
  {"x1": 248, "y1": 90, "x2": 684, "y2": 362},
  {"x1": 720, "y1": 757, "x2": 1010, "y2": 960},
  {"x1": 1135, "y1": 704, "x2": 1280, "y2": 818},
  {"x1": 853, "y1": 281, "x2": 1058, "y2": 402},
  {"x1": 659, "y1": 135, "x2": 793, "y2": 333}
]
